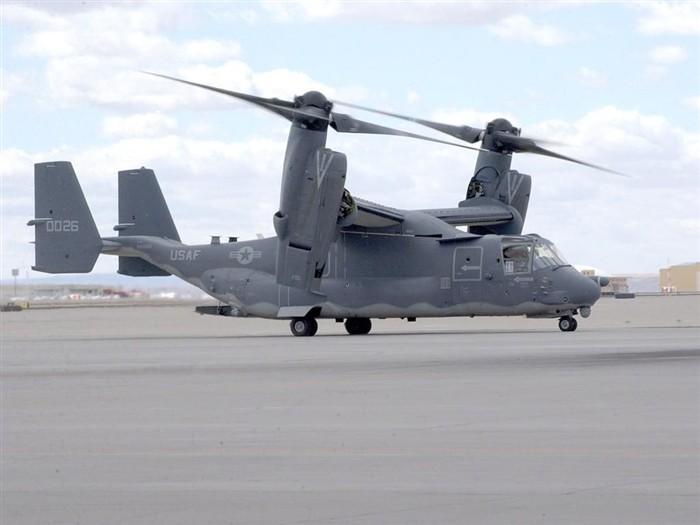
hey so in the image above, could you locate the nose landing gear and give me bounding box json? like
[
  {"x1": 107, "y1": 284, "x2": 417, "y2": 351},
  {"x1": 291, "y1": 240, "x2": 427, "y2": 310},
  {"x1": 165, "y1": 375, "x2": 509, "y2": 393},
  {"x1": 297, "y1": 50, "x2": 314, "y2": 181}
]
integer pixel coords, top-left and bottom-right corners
[{"x1": 558, "y1": 316, "x2": 578, "y2": 332}]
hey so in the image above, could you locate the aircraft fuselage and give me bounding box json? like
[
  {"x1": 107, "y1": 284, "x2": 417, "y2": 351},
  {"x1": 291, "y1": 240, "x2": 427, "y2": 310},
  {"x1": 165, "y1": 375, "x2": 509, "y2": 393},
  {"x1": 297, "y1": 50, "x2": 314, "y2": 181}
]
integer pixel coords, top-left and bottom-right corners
[{"x1": 106, "y1": 221, "x2": 600, "y2": 322}]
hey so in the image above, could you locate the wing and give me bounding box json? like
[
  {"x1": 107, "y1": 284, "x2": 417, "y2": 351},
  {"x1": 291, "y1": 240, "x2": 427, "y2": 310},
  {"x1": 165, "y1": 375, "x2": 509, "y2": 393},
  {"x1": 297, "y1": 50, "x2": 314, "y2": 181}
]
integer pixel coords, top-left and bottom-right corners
[
  {"x1": 354, "y1": 198, "x2": 514, "y2": 228},
  {"x1": 420, "y1": 201, "x2": 514, "y2": 227},
  {"x1": 354, "y1": 198, "x2": 405, "y2": 228}
]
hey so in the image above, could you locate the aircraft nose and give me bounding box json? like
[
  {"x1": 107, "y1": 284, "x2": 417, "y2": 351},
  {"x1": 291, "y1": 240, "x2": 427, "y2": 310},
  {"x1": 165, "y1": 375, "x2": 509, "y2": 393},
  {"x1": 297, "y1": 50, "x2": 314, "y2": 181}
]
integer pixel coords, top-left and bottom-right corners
[{"x1": 574, "y1": 273, "x2": 602, "y2": 306}]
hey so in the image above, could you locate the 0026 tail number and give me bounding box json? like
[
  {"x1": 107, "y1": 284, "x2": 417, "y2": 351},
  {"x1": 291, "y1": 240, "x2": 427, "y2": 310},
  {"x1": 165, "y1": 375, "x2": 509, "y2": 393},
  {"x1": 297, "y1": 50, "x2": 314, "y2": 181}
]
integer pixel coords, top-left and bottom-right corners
[{"x1": 46, "y1": 219, "x2": 79, "y2": 232}]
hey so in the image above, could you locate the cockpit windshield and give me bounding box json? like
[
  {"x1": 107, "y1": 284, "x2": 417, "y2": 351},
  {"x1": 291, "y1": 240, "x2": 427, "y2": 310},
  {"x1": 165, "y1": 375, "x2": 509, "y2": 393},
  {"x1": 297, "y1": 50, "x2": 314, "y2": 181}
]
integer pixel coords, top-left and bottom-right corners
[
  {"x1": 502, "y1": 236, "x2": 569, "y2": 274},
  {"x1": 533, "y1": 240, "x2": 569, "y2": 270}
]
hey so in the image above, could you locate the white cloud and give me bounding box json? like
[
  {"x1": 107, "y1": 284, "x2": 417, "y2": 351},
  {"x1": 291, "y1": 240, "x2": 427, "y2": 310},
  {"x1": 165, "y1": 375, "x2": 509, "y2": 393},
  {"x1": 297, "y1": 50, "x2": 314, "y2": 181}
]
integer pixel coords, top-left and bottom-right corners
[
  {"x1": 0, "y1": 69, "x2": 22, "y2": 107},
  {"x1": 155, "y1": 64, "x2": 335, "y2": 106},
  {"x1": 406, "y1": 91, "x2": 421, "y2": 105},
  {"x1": 9, "y1": 3, "x2": 193, "y2": 55},
  {"x1": 682, "y1": 96, "x2": 700, "y2": 111},
  {"x1": 1, "y1": 3, "x2": 68, "y2": 28},
  {"x1": 552, "y1": 106, "x2": 693, "y2": 178},
  {"x1": 644, "y1": 64, "x2": 668, "y2": 80},
  {"x1": 251, "y1": 69, "x2": 336, "y2": 99},
  {"x1": 488, "y1": 14, "x2": 571, "y2": 46},
  {"x1": 102, "y1": 113, "x2": 179, "y2": 139},
  {"x1": 3, "y1": 3, "x2": 244, "y2": 111},
  {"x1": 5, "y1": 8, "x2": 328, "y2": 115},
  {"x1": 306, "y1": 0, "x2": 346, "y2": 18},
  {"x1": 20, "y1": 30, "x2": 77, "y2": 57},
  {"x1": 643, "y1": 44, "x2": 688, "y2": 81},
  {"x1": 261, "y1": 0, "x2": 541, "y2": 25},
  {"x1": 176, "y1": 61, "x2": 255, "y2": 96},
  {"x1": 573, "y1": 67, "x2": 608, "y2": 89},
  {"x1": 636, "y1": 1, "x2": 700, "y2": 36},
  {"x1": 514, "y1": 105, "x2": 699, "y2": 271},
  {"x1": 182, "y1": 40, "x2": 242, "y2": 62},
  {"x1": 683, "y1": 132, "x2": 700, "y2": 166},
  {"x1": 649, "y1": 45, "x2": 688, "y2": 64}
]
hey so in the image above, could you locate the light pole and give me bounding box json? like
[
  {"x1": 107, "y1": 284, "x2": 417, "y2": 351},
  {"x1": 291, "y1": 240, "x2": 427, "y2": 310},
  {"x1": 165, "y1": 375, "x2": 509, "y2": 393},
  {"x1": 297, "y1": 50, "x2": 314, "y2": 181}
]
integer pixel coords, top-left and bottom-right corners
[{"x1": 12, "y1": 268, "x2": 19, "y2": 297}]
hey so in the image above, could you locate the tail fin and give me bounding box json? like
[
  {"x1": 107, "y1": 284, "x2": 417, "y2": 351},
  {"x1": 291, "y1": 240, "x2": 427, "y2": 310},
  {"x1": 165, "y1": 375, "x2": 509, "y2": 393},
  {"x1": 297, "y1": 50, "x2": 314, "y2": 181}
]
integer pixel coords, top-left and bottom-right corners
[
  {"x1": 27, "y1": 162, "x2": 102, "y2": 273},
  {"x1": 114, "y1": 167, "x2": 179, "y2": 277}
]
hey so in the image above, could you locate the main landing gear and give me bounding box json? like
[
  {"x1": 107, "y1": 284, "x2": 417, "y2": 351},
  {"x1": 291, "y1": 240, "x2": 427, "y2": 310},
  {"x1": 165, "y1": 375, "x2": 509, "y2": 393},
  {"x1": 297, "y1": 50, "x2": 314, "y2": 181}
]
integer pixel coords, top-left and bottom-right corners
[
  {"x1": 558, "y1": 315, "x2": 578, "y2": 332},
  {"x1": 289, "y1": 317, "x2": 373, "y2": 336},
  {"x1": 290, "y1": 317, "x2": 318, "y2": 337},
  {"x1": 344, "y1": 317, "x2": 372, "y2": 335}
]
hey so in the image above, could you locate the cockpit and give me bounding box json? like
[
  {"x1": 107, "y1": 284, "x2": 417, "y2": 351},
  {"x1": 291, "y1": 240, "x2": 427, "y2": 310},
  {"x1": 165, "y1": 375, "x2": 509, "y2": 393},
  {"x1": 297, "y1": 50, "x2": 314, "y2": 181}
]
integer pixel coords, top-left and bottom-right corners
[{"x1": 501, "y1": 235, "x2": 570, "y2": 275}]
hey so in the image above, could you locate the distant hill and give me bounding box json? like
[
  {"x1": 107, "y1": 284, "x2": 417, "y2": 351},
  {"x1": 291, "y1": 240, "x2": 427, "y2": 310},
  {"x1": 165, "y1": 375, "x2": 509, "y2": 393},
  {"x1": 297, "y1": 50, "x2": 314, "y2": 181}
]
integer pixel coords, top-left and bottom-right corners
[
  {"x1": 1, "y1": 273, "x2": 195, "y2": 291},
  {"x1": 626, "y1": 274, "x2": 659, "y2": 293}
]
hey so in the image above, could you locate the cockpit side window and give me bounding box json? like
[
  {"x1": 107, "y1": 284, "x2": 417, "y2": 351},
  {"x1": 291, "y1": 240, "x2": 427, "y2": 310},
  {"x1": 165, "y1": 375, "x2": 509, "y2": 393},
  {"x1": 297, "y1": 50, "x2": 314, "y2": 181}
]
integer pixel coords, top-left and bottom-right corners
[{"x1": 502, "y1": 243, "x2": 532, "y2": 274}]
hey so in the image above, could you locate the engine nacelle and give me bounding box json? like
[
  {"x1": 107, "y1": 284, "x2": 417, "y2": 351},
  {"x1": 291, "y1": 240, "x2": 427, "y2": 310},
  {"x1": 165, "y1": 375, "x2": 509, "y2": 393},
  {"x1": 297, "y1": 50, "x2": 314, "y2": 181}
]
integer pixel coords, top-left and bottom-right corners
[
  {"x1": 274, "y1": 148, "x2": 349, "y2": 291},
  {"x1": 461, "y1": 169, "x2": 531, "y2": 235}
]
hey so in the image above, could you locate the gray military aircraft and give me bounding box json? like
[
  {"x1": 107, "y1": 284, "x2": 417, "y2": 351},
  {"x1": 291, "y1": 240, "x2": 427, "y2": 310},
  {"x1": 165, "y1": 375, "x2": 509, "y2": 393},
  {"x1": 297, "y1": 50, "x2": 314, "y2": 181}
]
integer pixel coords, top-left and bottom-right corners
[{"x1": 28, "y1": 74, "x2": 611, "y2": 336}]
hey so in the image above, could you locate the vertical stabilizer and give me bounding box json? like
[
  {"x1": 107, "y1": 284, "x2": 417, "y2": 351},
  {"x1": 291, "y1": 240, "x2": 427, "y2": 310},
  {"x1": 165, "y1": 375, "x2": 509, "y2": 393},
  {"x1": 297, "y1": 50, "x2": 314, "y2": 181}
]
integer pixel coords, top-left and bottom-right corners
[
  {"x1": 115, "y1": 167, "x2": 179, "y2": 276},
  {"x1": 27, "y1": 162, "x2": 102, "y2": 273},
  {"x1": 116, "y1": 167, "x2": 180, "y2": 240}
]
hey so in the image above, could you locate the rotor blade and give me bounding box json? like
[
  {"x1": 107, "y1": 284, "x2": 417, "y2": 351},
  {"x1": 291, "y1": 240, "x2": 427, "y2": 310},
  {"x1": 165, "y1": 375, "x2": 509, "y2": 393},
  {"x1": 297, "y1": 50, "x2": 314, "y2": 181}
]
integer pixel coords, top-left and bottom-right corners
[
  {"x1": 142, "y1": 71, "x2": 300, "y2": 121},
  {"x1": 496, "y1": 133, "x2": 629, "y2": 176},
  {"x1": 331, "y1": 113, "x2": 486, "y2": 152},
  {"x1": 334, "y1": 101, "x2": 484, "y2": 143}
]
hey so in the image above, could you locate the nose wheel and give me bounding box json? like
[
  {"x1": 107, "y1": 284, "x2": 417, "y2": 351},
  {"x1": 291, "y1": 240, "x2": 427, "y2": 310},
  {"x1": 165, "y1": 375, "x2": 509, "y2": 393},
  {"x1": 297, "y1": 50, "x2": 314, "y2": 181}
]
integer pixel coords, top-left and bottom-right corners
[{"x1": 558, "y1": 316, "x2": 578, "y2": 332}]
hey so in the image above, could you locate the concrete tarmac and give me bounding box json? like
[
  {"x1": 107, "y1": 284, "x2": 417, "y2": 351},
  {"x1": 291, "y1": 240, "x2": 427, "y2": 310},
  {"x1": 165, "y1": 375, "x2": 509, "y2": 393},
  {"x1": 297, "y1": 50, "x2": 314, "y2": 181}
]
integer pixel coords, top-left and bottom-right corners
[{"x1": 2, "y1": 295, "x2": 699, "y2": 524}]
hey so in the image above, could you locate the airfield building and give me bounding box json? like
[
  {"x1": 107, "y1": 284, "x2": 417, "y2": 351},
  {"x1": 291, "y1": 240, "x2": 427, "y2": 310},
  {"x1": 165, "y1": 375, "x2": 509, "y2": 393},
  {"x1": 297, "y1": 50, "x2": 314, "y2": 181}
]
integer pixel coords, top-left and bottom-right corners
[{"x1": 660, "y1": 262, "x2": 700, "y2": 293}]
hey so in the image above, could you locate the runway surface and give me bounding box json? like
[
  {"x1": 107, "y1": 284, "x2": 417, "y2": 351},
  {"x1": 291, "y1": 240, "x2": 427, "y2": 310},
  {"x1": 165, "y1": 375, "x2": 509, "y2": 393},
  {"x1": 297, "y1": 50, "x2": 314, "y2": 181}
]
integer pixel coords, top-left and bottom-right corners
[{"x1": 2, "y1": 295, "x2": 699, "y2": 524}]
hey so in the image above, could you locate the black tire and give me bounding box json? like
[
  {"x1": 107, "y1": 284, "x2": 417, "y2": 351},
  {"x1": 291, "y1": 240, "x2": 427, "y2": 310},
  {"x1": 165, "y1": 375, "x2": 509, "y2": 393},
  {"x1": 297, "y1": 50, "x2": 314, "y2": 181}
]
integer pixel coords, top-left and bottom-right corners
[
  {"x1": 290, "y1": 317, "x2": 318, "y2": 337},
  {"x1": 558, "y1": 316, "x2": 578, "y2": 332},
  {"x1": 345, "y1": 317, "x2": 372, "y2": 335}
]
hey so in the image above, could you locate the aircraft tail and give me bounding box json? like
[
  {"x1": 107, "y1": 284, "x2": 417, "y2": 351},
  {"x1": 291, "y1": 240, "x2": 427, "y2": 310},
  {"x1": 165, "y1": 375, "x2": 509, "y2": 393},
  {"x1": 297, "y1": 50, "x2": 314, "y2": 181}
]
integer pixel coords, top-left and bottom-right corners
[
  {"x1": 28, "y1": 162, "x2": 103, "y2": 273},
  {"x1": 115, "y1": 167, "x2": 180, "y2": 276}
]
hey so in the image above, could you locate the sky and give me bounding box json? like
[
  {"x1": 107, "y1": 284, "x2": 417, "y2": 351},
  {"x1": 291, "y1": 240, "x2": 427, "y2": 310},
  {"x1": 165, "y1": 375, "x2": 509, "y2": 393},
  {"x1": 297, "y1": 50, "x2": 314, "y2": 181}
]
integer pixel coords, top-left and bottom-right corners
[{"x1": 1, "y1": 0, "x2": 699, "y2": 281}]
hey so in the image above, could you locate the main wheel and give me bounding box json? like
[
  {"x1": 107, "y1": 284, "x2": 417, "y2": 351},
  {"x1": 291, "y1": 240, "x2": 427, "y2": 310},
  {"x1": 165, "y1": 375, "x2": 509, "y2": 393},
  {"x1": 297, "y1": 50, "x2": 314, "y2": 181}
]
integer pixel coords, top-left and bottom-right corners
[
  {"x1": 290, "y1": 317, "x2": 318, "y2": 337},
  {"x1": 558, "y1": 316, "x2": 578, "y2": 332},
  {"x1": 345, "y1": 317, "x2": 372, "y2": 335}
]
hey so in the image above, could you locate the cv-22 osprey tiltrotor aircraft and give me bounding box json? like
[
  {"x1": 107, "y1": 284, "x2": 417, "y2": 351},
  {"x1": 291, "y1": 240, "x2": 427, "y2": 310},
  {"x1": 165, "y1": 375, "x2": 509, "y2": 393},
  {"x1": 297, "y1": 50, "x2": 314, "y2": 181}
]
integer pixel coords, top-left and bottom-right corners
[{"x1": 28, "y1": 73, "x2": 616, "y2": 336}]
